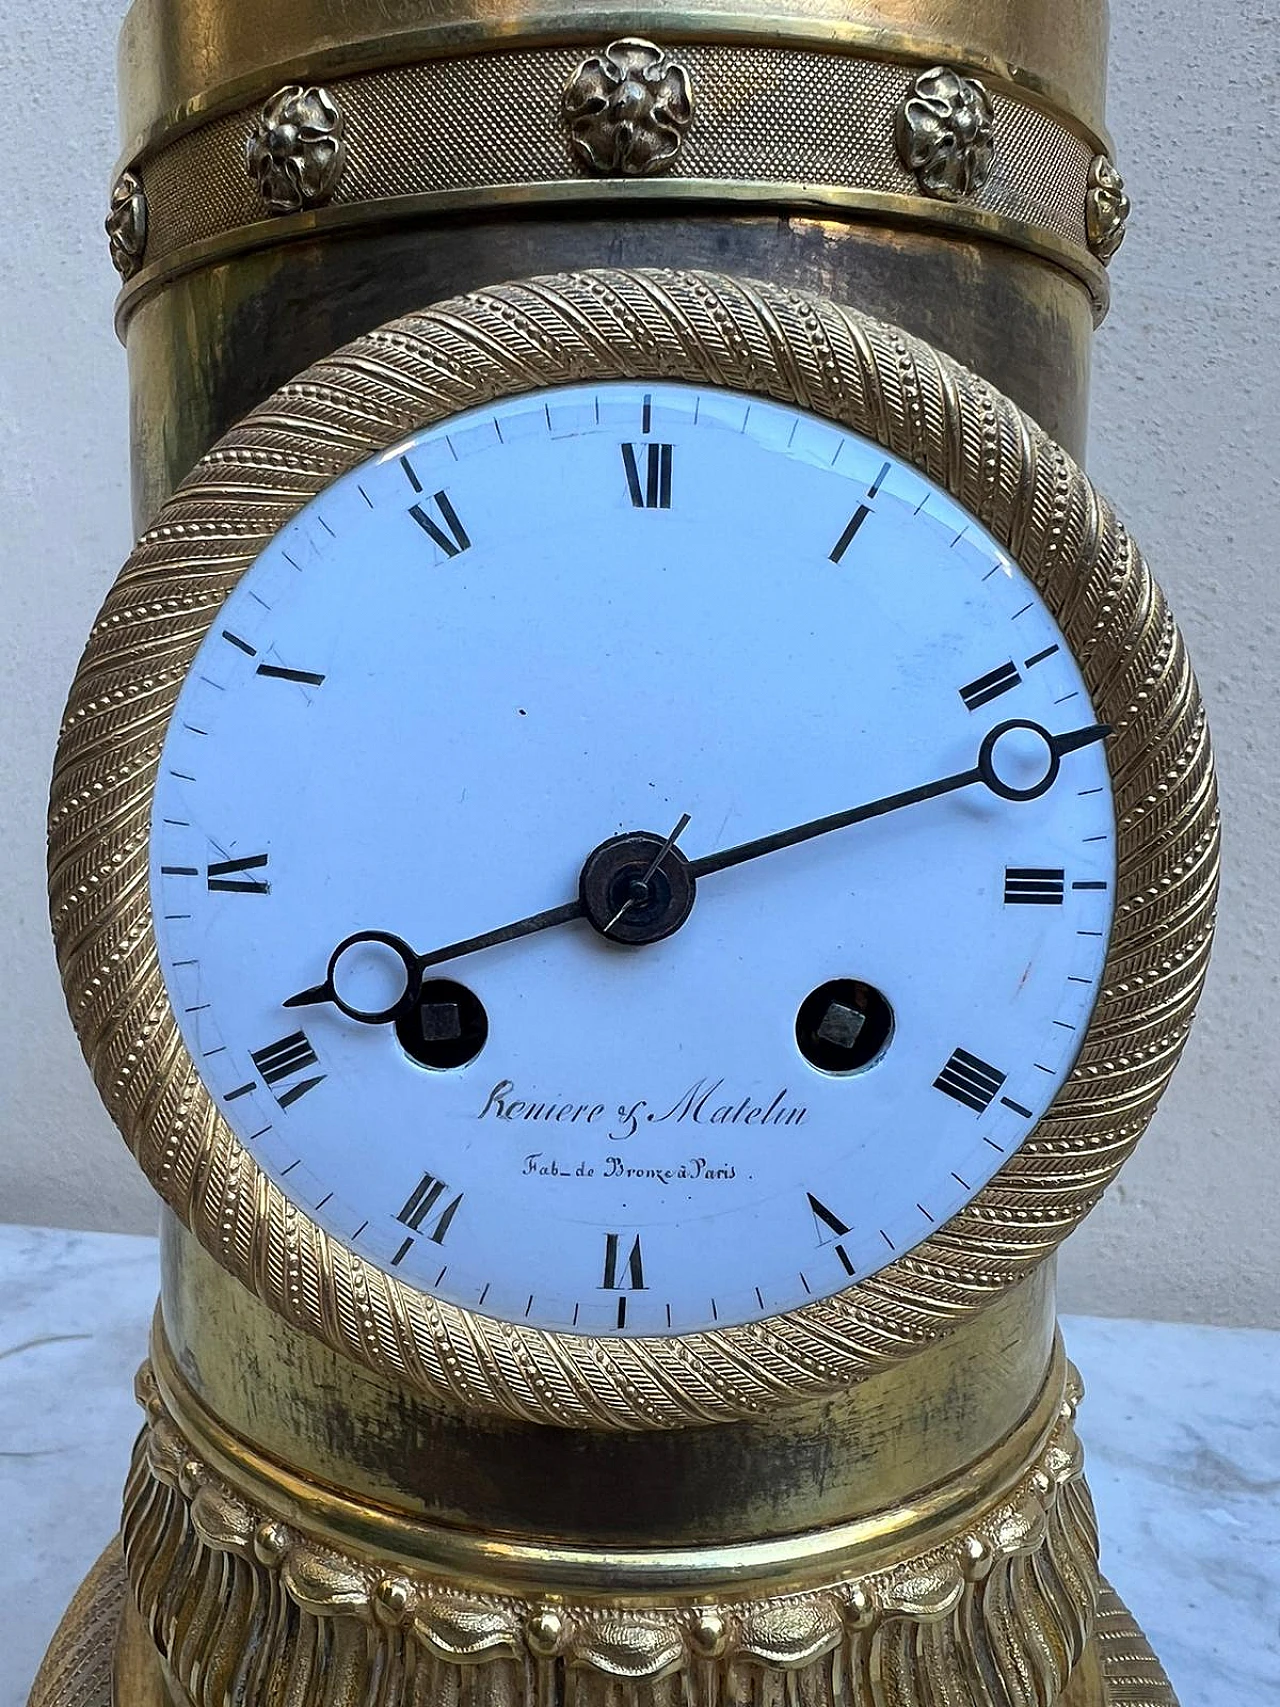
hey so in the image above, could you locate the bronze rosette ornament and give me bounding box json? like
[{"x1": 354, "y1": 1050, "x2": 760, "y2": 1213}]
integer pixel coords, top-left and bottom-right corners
[
  {"x1": 896, "y1": 66, "x2": 996, "y2": 201},
  {"x1": 563, "y1": 39, "x2": 694, "y2": 176},
  {"x1": 105, "y1": 170, "x2": 147, "y2": 278},
  {"x1": 246, "y1": 84, "x2": 347, "y2": 214},
  {"x1": 1086, "y1": 155, "x2": 1130, "y2": 260}
]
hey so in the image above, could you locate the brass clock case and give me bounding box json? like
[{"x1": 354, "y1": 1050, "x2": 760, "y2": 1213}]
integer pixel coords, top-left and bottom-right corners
[
  {"x1": 30, "y1": 1543, "x2": 1181, "y2": 1707},
  {"x1": 48, "y1": 267, "x2": 1218, "y2": 1430}
]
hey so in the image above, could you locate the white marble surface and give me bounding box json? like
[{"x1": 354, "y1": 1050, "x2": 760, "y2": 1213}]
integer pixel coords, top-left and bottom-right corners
[
  {"x1": 2, "y1": 1225, "x2": 1276, "y2": 1707},
  {"x1": 3, "y1": 1226, "x2": 160, "y2": 1707}
]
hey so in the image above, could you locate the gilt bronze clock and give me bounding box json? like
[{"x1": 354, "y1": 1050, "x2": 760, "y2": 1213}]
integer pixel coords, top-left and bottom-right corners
[{"x1": 32, "y1": 4, "x2": 1217, "y2": 1707}]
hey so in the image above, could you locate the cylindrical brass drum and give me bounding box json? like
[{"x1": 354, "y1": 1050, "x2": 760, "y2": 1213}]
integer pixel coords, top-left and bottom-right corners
[
  {"x1": 33, "y1": 4, "x2": 1185, "y2": 1706},
  {"x1": 112, "y1": 0, "x2": 1120, "y2": 523}
]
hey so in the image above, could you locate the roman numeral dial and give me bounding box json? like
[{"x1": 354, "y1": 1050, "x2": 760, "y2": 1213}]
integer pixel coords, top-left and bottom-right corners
[
  {"x1": 406, "y1": 474, "x2": 472, "y2": 558},
  {"x1": 1004, "y1": 868, "x2": 1110, "y2": 905},
  {"x1": 206, "y1": 852, "x2": 270, "y2": 894},
  {"x1": 829, "y1": 461, "x2": 889, "y2": 562},
  {"x1": 807, "y1": 1194, "x2": 855, "y2": 1275},
  {"x1": 257, "y1": 662, "x2": 326, "y2": 687},
  {"x1": 934, "y1": 1048, "x2": 1006, "y2": 1113},
  {"x1": 149, "y1": 379, "x2": 1115, "y2": 1340},
  {"x1": 601, "y1": 1233, "x2": 646, "y2": 1291},
  {"x1": 960, "y1": 661, "x2": 1021, "y2": 710},
  {"x1": 1004, "y1": 866, "x2": 1064, "y2": 905}
]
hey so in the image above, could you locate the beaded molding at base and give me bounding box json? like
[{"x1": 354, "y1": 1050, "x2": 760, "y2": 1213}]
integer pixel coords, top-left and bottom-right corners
[
  {"x1": 23, "y1": 1546, "x2": 1181, "y2": 1707},
  {"x1": 122, "y1": 1361, "x2": 1099, "y2": 1707}
]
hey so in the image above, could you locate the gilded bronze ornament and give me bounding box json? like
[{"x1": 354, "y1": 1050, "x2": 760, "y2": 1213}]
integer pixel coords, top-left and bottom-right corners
[
  {"x1": 563, "y1": 39, "x2": 693, "y2": 175},
  {"x1": 104, "y1": 170, "x2": 146, "y2": 278},
  {"x1": 1091, "y1": 1589, "x2": 1180, "y2": 1706},
  {"x1": 896, "y1": 66, "x2": 995, "y2": 200},
  {"x1": 25, "y1": 1542, "x2": 1183, "y2": 1707},
  {"x1": 1086, "y1": 155, "x2": 1130, "y2": 261},
  {"x1": 29, "y1": 0, "x2": 1210, "y2": 1701},
  {"x1": 117, "y1": 1355, "x2": 1101, "y2": 1707},
  {"x1": 47, "y1": 268, "x2": 1218, "y2": 1432},
  {"x1": 106, "y1": 44, "x2": 1108, "y2": 321},
  {"x1": 246, "y1": 84, "x2": 346, "y2": 214}
]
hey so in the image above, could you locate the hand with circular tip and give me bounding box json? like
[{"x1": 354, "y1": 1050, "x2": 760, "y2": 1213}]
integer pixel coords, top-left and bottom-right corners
[
  {"x1": 282, "y1": 906, "x2": 584, "y2": 1025},
  {"x1": 684, "y1": 718, "x2": 1109, "y2": 879},
  {"x1": 283, "y1": 813, "x2": 694, "y2": 1022},
  {"x1": 282, "y1": 719, "x2": 1109, "y2": 1021}
]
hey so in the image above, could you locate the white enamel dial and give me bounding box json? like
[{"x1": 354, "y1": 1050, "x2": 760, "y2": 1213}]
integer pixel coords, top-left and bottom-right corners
[{"x1": 151, "y1": 381, "x2": 1115, "y2": 1337}]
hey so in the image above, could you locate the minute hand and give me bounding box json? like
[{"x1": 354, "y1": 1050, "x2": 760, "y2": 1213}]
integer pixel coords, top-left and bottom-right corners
[{"x1": 686, "y1": 720, "x2": 1110, "y2": 882}]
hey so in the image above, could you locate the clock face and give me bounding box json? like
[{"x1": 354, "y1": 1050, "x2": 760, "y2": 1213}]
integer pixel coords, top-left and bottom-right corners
[{"x1": 150, "y1": 380, "x2": 1115, "y2": 1338}]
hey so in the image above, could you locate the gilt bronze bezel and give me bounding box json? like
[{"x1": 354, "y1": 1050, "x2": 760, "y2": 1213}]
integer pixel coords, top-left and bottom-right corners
[{"x1": 48, "y1": 268, "x2": 1217, "y2": 1429}]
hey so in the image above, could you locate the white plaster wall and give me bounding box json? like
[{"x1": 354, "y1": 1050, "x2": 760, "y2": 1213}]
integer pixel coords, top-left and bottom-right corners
[
  {"x1": 0, "y1": 0, "x2": 149, "y2": 1236},
  {"x1": 1056, "y1": 0, "x2": 1280, "y2": 1328},
  {"x1": 1, "y1": 2, "x2": 1275, "y2": 1326}
]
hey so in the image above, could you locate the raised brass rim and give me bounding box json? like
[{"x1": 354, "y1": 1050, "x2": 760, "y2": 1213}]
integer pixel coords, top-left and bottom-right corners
[
  {"x1": 147, "y1": 1324, "x2": 1072, "y2": 1590},
  {"x1": 114, "y1": 183, "x2": 1111, "y2": 333},
  {"x1": 116, "y1": 5, "x2": 1113, "y2": 167},
  {"x1": 112, "y1": 37, "x2": 1112, "y2": 329},
  {"x1": 127, "y1": 1344, "x2": 1100, "y2": 1698},
  {"x1": 48, "y1": 269, "x2": 1218, "y2": 1430}
]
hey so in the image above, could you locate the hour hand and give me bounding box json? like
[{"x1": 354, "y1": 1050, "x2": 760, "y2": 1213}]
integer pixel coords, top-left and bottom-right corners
[
  {"x1": 283, "y1": 813, "x2": 694, "y2": 1018},
  {"x1": 282, "y1": 897, "x2": 588, "y2": 1024},
  {"x1": 284, "y1": 930, "x2": 423, "y2": 1024}
]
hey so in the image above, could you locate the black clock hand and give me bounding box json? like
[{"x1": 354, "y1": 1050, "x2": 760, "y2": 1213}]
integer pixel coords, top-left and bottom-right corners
[
  {"x1": 283, "y1": 929, "x2": 421, "y2": 1022},
  {"x1": 285, "y1": 722, "x2": 1107, "y2": 1016},
  {"x1": 417, "y1": 900, "x2": 588, "y2": 971},
  {"x1": 283, "y1": 902, "x2": 585, "y2": 1021},
  {"x1": 686, "y1": 719, "x2": 1110, "y2": 881},
  {"x1": 284, "y1": 814, "x2": 694, "y2": 1019}
]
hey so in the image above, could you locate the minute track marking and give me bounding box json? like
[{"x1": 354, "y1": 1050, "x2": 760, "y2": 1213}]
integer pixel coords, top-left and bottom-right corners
[{"x1": 283, "y1": 720, "x2": 1110, "y2": 1020}]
